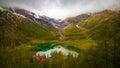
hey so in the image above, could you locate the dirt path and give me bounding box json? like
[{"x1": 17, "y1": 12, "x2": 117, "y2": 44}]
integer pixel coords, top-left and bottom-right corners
[{"x1": 58, "y1": 29, "x2": 64, "y2": 40}]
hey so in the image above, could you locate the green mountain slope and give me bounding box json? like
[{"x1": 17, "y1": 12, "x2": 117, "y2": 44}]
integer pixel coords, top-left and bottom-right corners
[
  {"x1": 76, "y1": 10, "x2": 120, "y2": 68},
  {"x1": 0, "y1": 8, "x2": 59, "y2": 47},
  {"x1": 77, "y1": 10, "x2": 119, "y2": 29},
  {"x1": 63, "y1": 24, "x2": 86, "y2": 40},
  {"x1": 62, "y1": 10, "x2": 120, "y2": 50},
  {"x1": 76, "y1": 10, "x2": 120, "y2": 39},
  {"x1": 63, "y1": 13, "x2": 91, "y2": 24}
]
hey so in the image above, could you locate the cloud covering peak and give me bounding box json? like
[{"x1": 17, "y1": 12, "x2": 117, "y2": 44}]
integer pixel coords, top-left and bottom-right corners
[{"x1": 0, "y1": 0, "x2": 120, "y2": 19}]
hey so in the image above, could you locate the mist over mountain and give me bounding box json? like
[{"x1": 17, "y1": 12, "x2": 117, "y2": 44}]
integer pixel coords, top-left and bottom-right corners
[
  {"x1": 5, "y1": 7, "x2": 65, "y2": 28},
  {"x1": 0, "y1": 0, "x2": 120, "y2": 19}
]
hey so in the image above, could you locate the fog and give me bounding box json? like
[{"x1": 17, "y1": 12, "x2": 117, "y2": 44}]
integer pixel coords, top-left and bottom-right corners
[{"x1": 0, "y1": 0, "x2": 120, "y2": 19}]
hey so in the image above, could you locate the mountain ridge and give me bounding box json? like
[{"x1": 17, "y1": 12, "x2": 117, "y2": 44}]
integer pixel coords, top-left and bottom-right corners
[{"x1": 0, "y1": 8, "x2": 60, "y2": 47}]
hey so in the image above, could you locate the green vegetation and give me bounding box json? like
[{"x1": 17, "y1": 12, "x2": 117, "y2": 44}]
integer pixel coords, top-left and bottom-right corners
[
  {"x1": 59, "y1": 39, "x2": 96, "y2": 50},
  {"x1": 0, "y1": 7, "x2": 120, "y2": 68},
  {"x1": 76, "y1": 10, "x2": 120, "y2": 68},
  {"x1": 63, "y1": 24, "x2": 86, "y2": 40},
  {"x1": 78, "y1": 10, "x2": 118, "y2": 29},
  {"x1": 30, "y1": 43, "x2": 82, "y2": 52},
  {"x1": 0, "y1": 9, "x2": 59, "y2": 47},
  {"x1": 0, "y1": 45, "x2": 82, "y2": 68}
]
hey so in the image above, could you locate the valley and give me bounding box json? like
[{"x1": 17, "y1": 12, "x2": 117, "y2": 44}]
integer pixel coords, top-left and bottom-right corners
[{"x1": 0, "y1": 6, "x2": 120, "y2": 68}]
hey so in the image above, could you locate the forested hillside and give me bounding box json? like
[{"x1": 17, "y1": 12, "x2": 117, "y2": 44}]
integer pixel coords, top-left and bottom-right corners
[
  {"x1": 0, "y1": 6, "x2": 120, "y2": 68},
  {"x1": 76, "y1": 10, "x2": 120, "y2": 68}
]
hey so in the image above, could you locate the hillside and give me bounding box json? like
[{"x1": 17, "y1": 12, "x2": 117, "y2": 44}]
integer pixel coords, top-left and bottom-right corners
[
  {"x1": 77, "y1": 10, "x2": 119, "y2": 29},
  {"x1": 76, "y1": 10, "x2": 120, "y2": 38},
  {"x1": 0, "y1": 8, "x2": 59, "y2": 47},
  {"x1": 63, "y1": 13, "x2": 91, "y2": 24},
  {"x1": 6, "y1": 8, "x2": 65, "y2": 28},
  {"x1": 0, "y1": 6, "x2": 120, "y2": 68},
  {"x1": 65, "y1": 10, "x2": 120, "y2": 68},
  {"x1": 63, "y1": 24, "x2": 86, "y2": 40}
]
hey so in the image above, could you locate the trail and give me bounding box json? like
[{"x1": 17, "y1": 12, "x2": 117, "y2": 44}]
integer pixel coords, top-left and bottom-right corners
[{"x1": 58, "y1": 28, "x2": 64, "y2": 40}]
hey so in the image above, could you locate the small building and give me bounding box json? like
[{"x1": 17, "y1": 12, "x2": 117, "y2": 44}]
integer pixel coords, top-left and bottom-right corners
[{"x1": 37, "y1": 55, "x2": 46, "y2": 60}]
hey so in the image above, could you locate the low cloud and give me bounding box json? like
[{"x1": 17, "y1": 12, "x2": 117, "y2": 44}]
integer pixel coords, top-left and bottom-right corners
[{"x1": 0, "y1": 0, "x2": 120, "y2": 19}]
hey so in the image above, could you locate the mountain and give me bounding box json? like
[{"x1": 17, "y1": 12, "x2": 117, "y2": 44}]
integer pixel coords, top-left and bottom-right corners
[
  {"x1": 0, "y1": 7, "x2": 59, "y2": 47},
  {"x1": 1, "y1": 6, "x2": 120, "y2": 68},
  {"x1": 75, "y1": 10, "x2": 120, "y2": 39},
  {"x1": 61, "y1": 10, "x2": 120, "y2": 41},
  {"x1": 5, "y1": 7, "x2": 93, "y2": 29},
  {"x1": 57, "y1": 14, "x2": 91, "y2": 40},
  {"x1": 63, "y1": 24, "x2": 86, "y2": 40},
  {"x1": 7, "y1": 8, "x2": 65, "y2": 28},
  {"x1": 77, "y1": 10, "x2": 119, "y2": 29},
  {"x1": 63, "y1": 13, "x2": 91, "y2": 24}
]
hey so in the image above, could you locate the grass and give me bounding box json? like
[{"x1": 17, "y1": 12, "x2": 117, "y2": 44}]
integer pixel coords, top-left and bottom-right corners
[
  {"x1": 59, "y1": 38, "x2": 96, "y2": 50},
  {"x1": 28, "y1": 38, "x2": 96, "y2": 51}
]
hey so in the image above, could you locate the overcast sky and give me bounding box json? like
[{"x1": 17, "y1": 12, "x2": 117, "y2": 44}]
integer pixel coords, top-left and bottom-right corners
[{"x1": 0, "y1": 0, "x2": 120, "y2": 19}]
